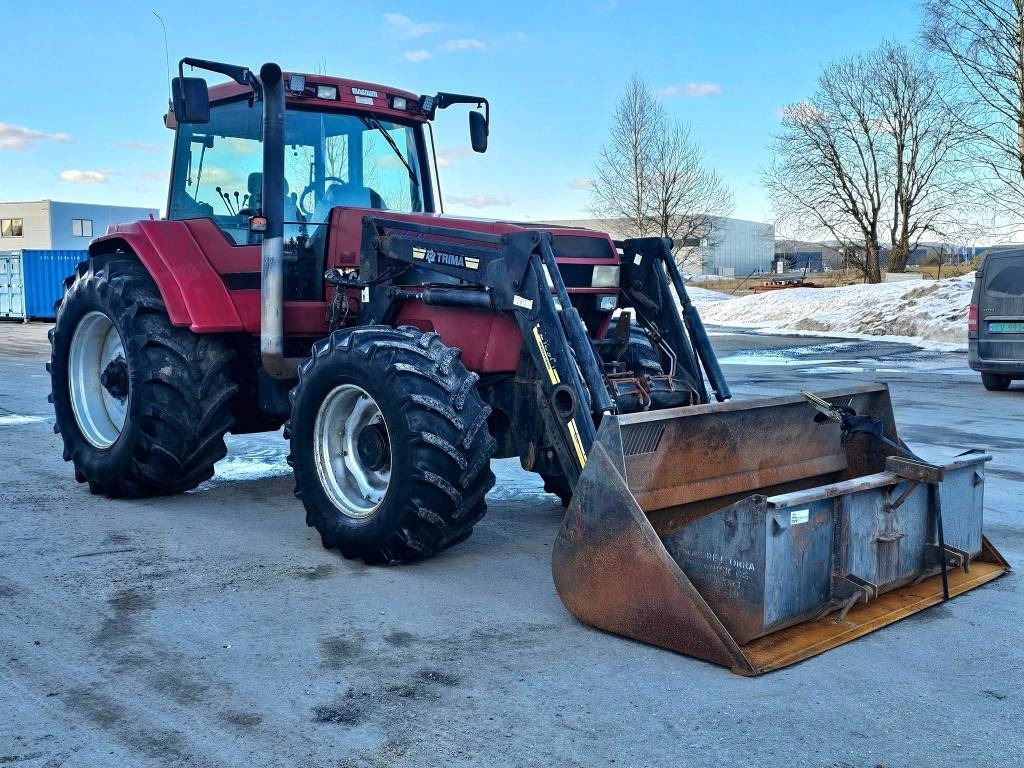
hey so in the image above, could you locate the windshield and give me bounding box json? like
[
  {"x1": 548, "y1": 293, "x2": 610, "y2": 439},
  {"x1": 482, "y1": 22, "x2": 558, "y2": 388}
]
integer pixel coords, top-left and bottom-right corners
[{"x1": 169, "y1": 98, "x2": 426, "y2": 244}]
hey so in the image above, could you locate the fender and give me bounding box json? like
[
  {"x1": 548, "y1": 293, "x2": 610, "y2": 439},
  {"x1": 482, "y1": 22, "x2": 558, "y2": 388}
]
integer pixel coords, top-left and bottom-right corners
[
  {"x1": 394, "y1": 301, "x2": 522, "y2": 373},
  {"x1": 89, "y1": 219, "x2": 244, "y2": 332}
]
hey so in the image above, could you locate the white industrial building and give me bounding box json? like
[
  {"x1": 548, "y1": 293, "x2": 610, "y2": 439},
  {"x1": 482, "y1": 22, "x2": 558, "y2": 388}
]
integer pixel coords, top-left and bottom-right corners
[
  {"x1": 543, "y1": 216, "x2": 774, "y2": 277},
  {"x1": 0, "y1": 200, "x2": 158, "y2": 251}
]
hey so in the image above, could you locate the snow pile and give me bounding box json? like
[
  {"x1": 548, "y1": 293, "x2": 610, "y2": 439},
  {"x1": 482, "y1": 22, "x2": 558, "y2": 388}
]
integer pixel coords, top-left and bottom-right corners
[
  {"x1": 685, "y1": 285, "x2": 732, "y2": 304},
  {"x1": 691, "y1": 273, "x2": 974, "y2": 349}
]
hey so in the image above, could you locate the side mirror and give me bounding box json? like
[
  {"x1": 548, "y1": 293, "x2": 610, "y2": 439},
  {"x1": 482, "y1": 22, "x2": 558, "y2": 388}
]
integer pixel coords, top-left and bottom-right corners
[
  {"x1": 469, "y1": 110, "x2": 488, "y2": 153},
  {"x1": 172, "y1": 77, "x2": 210, "y2": 124}
]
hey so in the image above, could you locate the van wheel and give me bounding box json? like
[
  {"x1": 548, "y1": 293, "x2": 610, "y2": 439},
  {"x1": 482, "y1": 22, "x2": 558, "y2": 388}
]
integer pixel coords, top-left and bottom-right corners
[{"x1": 981, "y1": 372, "x2": 1011, "y2": 391}]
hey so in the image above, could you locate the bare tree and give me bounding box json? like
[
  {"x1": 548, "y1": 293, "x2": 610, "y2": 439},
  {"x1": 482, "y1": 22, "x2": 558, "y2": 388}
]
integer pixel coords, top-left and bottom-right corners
[
  {"x1": 590, "y1": 74, "x2": 734, "y2": 270},
  {"x1": 871, "y1": 43, "x2": 967, "y2": 272},
  {"x1": 764, "y1": 44, "x2": 966, "y2": 282},
  {"x1": 764, "y1": 54, "x2": 886, "y2": 282},
  {"x1": 924, "y1": 0, "x2": 1024, "y2": 219}
]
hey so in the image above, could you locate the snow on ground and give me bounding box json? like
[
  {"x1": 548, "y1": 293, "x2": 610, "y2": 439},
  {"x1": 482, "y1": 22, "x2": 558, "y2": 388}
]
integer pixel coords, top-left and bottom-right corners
[
  {"x1": 689, "y1": 274, "x2": 974, "y2": 350},
  {"x1": 683, "y1": 285, "x2": 733, "y2": 304}
]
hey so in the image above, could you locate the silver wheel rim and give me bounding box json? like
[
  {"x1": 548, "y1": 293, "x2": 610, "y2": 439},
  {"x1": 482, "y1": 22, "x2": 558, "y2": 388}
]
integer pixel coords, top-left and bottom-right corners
[
  {"x1": 313, "y1": 384, "x2": 392, "y2": 519},
  {"x1": 68, "y1": 311, "x2": 128, "y2": 450}
]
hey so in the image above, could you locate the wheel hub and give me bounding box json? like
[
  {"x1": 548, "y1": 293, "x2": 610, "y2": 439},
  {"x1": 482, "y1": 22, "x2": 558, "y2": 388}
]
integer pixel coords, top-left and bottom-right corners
[
  {"x1": 313, "y1": 384, "x2": 392, "y2": 519},
  {"x1": 68, "y1": 311, "x2": 129, "y2": 450},
  {"x1": 356, "y1": 422, "x2": 390, "y2": 471},
  {"x1": 100, "y1": 357, "x2": 129, "y2": 400}
]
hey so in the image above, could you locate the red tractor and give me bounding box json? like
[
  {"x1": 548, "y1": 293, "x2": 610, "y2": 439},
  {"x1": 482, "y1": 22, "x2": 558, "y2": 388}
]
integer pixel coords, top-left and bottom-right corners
[
  {"x1": 48, "y1": 57, "x2": 727, "y2": 557},
  {"x1": 48, "y1": 59, "x2": 1005, "y2": 674}
]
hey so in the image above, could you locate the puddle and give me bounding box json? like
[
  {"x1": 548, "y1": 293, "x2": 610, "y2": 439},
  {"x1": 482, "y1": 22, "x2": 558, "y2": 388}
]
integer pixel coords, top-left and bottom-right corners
[
  {"x1": 0, "y1": 415, "x2": 47, "y2": 426},
  {"x1": 719, "y1": 353, "x2": 863, "y2": 368},
  {"x1": 720, "y1": 353, "x2": 803, "y2": 366},
  {"x1": 717, "y1": 337, "x2": 967, "y2": 375},
  {"x1": 811, "y1": 366, "x2": 874, "y2": 374}
]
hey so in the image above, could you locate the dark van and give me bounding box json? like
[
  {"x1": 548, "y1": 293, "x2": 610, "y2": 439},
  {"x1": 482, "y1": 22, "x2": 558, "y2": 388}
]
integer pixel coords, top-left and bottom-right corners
[{"x1": 969, "y1": 249, "x2": 1024, "y2": 390}]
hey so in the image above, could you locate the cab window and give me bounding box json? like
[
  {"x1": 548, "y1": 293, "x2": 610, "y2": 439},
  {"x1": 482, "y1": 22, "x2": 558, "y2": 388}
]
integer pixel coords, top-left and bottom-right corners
[{"x1": 169, "y1": 99, "x2": 426, "y2": 246}]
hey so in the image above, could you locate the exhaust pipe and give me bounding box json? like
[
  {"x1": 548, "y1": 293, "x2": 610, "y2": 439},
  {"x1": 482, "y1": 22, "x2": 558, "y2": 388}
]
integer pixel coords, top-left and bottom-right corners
[{"x1": 259, "y1": 62, "x2": 290, "y2": 379}]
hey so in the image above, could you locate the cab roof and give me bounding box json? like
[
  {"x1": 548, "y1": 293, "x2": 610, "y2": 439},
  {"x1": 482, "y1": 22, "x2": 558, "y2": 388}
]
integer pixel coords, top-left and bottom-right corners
[{"x1": 165, "y1": 71, "x2": 426, "y2": 128}]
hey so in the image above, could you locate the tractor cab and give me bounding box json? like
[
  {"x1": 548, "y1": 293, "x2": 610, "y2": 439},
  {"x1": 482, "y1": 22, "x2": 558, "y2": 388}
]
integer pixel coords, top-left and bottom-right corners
[
  {"x1": 167, "y1": 68, "x2": 434, "y2": 268},
  {"x1": 165, "y1": 58, "x2": 488, "y2": 300}
]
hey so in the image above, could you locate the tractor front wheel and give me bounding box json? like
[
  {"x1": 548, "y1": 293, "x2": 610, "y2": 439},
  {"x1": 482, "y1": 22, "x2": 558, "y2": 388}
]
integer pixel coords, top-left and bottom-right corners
[{"x1": 287, "y1": 326, "x2": 496, "y2": 564}]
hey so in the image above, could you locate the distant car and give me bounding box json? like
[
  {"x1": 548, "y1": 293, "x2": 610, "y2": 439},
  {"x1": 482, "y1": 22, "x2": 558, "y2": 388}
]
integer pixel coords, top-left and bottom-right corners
[{"x1": 968, "y1": 249, "x2": 1024, "y2": 391}]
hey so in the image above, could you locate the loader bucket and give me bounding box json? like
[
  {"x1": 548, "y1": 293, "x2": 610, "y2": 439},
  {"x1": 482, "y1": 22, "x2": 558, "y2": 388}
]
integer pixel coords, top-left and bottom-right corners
[{"x1": 552, "y1": 384, "x2": 1009, "y2": 675}]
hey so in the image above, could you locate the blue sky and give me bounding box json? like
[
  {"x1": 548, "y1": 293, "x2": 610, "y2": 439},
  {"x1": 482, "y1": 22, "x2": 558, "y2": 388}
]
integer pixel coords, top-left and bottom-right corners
[{"x1": 1, "y1": 1, "x2": 924, "y2": 223}]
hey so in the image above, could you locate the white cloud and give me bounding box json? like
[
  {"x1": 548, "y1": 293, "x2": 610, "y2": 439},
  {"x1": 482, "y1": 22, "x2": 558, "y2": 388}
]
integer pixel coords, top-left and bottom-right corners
[
  {"x1": 0, "y1": 123, "x2": 70, "y2": 150},
  {"x1": 59, "y1": 169, "x2": 109, "y2": 183},
  {"x1": 447, "y1": 193, "x2": 512, "y2": 209},
  {"x1": 657, "y1": 83, "x2": 722, "y2": 98},
  {"x1": 436, "y1": 147, "x2": 475, "y2": 168},
  {"x1": 441, "y1": 38, "x2": 488, "y2": 52},
  {"x1": 404, "y1": 49, "x2": 431, "y2": 62},
  {"x1": 686, "y1": 83, "x2": 721, "y2": 96},
  {"x1": 384, "y1": 12, "x2": 443, "y2": 39},
  {"x1": 570, "y1": 178, "x2": 594, "y2": 190}
]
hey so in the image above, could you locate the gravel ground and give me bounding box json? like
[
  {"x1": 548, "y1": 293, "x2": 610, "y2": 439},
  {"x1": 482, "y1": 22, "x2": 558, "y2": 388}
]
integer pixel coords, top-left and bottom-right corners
[{"x1": 1, "y1": 320, "x2": 1020, "y2": 768}]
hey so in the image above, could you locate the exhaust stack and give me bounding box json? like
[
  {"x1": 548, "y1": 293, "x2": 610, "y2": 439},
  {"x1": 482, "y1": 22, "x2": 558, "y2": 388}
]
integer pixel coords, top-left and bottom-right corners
[{"x1": 259, "y1": 62, "x2": 289, "y2": 379}]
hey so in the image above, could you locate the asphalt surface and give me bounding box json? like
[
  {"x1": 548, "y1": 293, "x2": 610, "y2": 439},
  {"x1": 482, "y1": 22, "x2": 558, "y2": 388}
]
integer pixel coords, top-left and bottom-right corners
[{"x1": 1, "y1": 320, "x2": 1021, "y2": 768}]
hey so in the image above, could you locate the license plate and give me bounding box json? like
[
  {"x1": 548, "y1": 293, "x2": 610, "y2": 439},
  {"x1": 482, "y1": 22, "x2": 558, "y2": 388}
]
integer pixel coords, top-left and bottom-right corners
[{"x1": 988, "y1": 321, "x2": 1024, "y2": 333}]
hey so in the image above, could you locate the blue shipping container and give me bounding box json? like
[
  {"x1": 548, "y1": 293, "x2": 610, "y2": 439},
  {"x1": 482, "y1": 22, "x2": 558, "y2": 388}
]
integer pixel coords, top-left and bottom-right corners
[
  {"x1": 0, "y1": 252, "x2": 23, "y2": 318},
  {"x1": 0, "y1": 250, "x2": 87, "y2": 320}
]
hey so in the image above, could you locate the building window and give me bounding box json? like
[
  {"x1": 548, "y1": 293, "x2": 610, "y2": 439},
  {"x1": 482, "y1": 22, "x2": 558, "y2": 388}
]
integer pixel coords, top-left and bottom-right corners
[
  {"x1": 72, "y1": 219, "x2": 94, "y2": 238},
  {"x1": 0, "y1": 218, "x2": 24, "y2": 237}
]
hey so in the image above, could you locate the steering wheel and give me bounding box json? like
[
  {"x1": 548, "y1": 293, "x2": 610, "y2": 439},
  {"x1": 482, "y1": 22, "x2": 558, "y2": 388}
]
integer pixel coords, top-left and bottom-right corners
[{"x1": 299, "y1": 177, "x2": 346, "y2": 217}]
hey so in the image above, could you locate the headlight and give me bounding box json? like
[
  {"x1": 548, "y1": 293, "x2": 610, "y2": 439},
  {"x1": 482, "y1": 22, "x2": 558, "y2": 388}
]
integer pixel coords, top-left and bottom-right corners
[
  {"x1": 592, "y1": 265, "x2": 621, "y2": 288},
  {"x1": 597, "y1": 294, "x2": 618, "y2": 312},
  {"x1": 316, "y1": 84, "x2": 339, "y2": 100}
]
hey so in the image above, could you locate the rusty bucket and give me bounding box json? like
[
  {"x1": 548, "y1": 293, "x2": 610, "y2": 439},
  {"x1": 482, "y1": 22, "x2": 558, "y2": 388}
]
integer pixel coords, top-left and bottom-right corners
[{"x1": 551, "y1": 385, "x2": 1009, "y2": 675}]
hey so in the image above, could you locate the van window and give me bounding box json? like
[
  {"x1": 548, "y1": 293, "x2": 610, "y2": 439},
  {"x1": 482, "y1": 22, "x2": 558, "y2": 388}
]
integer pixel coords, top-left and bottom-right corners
[{"x1": 985, "y1": 261, "x2": 1024, "y2": 297}]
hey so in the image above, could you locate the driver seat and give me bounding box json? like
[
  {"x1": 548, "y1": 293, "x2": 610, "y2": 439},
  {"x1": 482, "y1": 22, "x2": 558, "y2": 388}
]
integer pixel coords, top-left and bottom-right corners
[
  {"x1": 246, "y1": 172, "x2": 299, "y2": 220},
  {"x1": 312, "y1": 182, "x2": 385, "y2": 221}
]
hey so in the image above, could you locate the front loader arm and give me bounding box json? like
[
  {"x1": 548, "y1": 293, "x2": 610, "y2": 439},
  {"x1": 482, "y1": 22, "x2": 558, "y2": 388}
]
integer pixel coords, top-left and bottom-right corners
[
  {"x1": 357, "y1": 218, "x2": 600, "y2": 486},
  {"x1": 619, "y1": 237, "x2": 730, "y2": 403}
]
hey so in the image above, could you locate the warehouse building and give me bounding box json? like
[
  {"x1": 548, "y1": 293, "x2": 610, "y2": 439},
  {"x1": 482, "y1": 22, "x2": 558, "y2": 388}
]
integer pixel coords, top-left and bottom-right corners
[
  {"x1": 0, "y1": 199, "x2": 157, "y2": 251},
  {"x1": 542, "y1": 215, "x2": 774, "y2": 277},
  {"x1": 1, "y1": 200, "x2": 157, "y2": 320}
]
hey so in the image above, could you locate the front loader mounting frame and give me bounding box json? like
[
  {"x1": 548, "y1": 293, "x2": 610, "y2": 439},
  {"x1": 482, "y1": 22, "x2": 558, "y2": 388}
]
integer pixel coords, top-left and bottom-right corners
[{"x1": 355, "y1": 218, "x2": 725, "y2": 488}]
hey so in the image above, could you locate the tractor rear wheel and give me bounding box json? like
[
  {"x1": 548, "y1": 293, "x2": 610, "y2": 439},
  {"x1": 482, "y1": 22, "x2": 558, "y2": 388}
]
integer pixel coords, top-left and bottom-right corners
[
  {"x1": 287, "y1": 326, "x2": 496, "y2": 564},
  {"x1": 48, "y1": 255, "x2": 237, "y2": 496}
]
